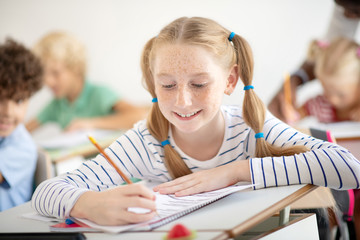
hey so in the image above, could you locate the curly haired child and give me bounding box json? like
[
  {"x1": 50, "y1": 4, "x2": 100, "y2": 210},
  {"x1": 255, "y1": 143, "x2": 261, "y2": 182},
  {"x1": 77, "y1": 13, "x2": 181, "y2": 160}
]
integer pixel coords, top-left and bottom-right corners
[{"x1": 0, "y1": 39, "x2": 43, "y2": 211}]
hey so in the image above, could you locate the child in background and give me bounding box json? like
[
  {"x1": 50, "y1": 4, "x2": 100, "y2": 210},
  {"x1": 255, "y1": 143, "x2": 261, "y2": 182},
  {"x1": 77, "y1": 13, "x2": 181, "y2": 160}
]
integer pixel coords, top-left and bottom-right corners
[
  {"x1": 268, "y1": 0, "x2": 360, "y2": 122},
  {"x1": 292, "y1": 37, "x2": 360, "y2": 123},
  {"x1": 26, "y1": 31, "x2": 147, "y2": 132},
  {"x1": 0, "y1": 39, "x2": 43, "y2": 211},
  {"x1": 32, "y1": 17, "x2": 360, "y2": 226}
]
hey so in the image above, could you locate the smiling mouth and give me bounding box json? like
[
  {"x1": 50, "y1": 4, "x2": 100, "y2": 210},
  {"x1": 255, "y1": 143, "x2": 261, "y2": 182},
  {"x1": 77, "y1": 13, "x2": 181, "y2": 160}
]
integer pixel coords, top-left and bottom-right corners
[
  {"x1": 175, "y1": 110, "x2": 201, "y2": 118},
  {"x1": 0, "y1": 121, "x2": 13, "y2": 130}
]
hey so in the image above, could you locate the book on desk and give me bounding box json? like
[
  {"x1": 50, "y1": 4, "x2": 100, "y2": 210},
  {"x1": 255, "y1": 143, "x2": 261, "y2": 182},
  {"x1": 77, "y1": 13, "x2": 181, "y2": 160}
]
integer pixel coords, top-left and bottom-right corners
[{"x1": 31, "y1": 124, "x2": 124, "y2": 175}]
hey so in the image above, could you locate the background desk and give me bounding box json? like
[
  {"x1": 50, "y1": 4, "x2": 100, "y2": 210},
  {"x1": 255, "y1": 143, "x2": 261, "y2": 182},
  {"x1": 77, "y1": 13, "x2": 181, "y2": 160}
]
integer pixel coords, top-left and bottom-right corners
[
  {"x1": 44, "y1": 131, "x2": 122, "y2": 164},
  {"x1": 33, "y1": 128, "x2": 123, "y2": 175},
  {"x1": 0, "y1": 184, "x2": 318, "y2": 240}
]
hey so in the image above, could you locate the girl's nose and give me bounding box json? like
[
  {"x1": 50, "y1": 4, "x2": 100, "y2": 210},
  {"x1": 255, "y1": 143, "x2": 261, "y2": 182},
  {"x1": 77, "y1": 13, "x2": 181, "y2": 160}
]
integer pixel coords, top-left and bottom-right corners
[{"x1": 175, "y1": 86, "x2": 192, "y2": 107}]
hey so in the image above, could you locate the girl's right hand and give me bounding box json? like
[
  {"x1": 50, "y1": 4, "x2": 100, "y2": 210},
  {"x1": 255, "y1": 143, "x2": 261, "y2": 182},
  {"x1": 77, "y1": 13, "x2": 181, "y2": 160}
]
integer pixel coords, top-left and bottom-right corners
[
  {"x1": 279, "y1": 93, "x2": 301, "y2": 125},
  {"x1": 70, "y1": 183, "x2": 157, "y2": 226}
]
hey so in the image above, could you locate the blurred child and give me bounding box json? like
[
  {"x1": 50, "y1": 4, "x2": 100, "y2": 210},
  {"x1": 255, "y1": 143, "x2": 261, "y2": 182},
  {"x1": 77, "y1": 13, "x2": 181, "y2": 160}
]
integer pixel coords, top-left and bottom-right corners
[
  {"x1": 26, "y1": 31, "x2": 147, "y2": 132},
  {"x1": 268, "y1": 0, "x2": 360, "y2": 122},
  {"x1": 32, "y1": 17, "x2": 360, "y2": 226},
  {"x1": 294, "y1": 37, "x2": 360, "y2": 123},
  {"x1": 0, "y1": 39, "x2": 43, "y2": 211}
]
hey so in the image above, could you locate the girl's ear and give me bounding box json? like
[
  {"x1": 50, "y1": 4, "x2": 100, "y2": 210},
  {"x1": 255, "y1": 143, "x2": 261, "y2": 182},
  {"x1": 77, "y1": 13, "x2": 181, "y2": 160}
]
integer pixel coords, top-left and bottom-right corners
[{"x1": 224, "y1": 64, "x2": 239, "y2": 95}]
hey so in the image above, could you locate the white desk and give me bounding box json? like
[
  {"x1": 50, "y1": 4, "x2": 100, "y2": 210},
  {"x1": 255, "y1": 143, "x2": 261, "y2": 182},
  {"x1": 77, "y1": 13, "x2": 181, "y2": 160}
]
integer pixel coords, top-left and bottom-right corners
[{"x1": 0, "y1": 184, "x2": 318, "y2": 240}]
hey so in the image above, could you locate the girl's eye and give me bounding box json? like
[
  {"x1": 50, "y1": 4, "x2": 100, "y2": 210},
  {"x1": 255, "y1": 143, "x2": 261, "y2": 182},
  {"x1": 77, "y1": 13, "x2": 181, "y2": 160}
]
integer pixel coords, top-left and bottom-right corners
[
  {"x1": 192, "y1": 83, "x2": 206, "y2": 88},
  {"x1": 162, "y1": 84, "x2": 176, "y2": 89}
]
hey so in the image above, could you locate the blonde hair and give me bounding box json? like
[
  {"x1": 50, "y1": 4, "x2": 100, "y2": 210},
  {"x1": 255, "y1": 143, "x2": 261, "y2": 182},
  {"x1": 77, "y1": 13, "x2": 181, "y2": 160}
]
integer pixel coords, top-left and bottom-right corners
[
  {"x1": 141, "y1": 17, "x2": 308, "y2": 179},
  {"x1": 311, "y1": 37, "x2": 360, "y2": 81},
  {"x1": 33, "y1": 31, "x2": 87, "y2": 79}
]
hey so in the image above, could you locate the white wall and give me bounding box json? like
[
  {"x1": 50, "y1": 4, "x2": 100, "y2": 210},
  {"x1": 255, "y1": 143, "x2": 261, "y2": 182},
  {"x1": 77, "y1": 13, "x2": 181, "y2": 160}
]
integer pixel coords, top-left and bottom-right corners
[{"x1": 0, "y1": 0, "x2": 335, "y2": 121}]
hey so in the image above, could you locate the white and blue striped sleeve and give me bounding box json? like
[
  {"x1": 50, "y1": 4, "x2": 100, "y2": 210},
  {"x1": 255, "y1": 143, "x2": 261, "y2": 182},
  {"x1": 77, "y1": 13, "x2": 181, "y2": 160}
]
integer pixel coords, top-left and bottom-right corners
[
  {"x1": 31, "y1": 127, "x2": 156, "y2": 219},
  {"x1": 250, "y1": 117, "x2": 360, "y2": 190}
]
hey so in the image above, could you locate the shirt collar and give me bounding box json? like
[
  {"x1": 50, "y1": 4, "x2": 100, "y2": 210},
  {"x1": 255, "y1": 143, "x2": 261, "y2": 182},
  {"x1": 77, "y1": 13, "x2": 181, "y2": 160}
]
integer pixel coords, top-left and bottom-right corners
[
  {"x1": 59, "y1": 80, "x2": 90, "y2": 109},
  {"x1": 74, "y1": 80, "x2": 90, "y2": 109}
]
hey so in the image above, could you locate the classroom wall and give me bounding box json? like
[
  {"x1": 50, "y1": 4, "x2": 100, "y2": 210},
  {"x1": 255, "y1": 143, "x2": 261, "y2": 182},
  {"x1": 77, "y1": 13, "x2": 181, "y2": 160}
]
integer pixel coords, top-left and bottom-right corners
[{"x1": 0, "y1": 0, "x2": 341, "y2": 121}]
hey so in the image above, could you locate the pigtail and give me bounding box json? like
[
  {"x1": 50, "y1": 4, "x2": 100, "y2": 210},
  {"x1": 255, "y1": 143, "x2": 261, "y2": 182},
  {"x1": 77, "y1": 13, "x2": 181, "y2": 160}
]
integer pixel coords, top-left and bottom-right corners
[
  {"x1": 148, "y1": 102, "x2": 192, "y2": 178},
  {"x1": 232, "y1": 34, "x2": 308, "y2": 157},
  {"x1": 141, "y1": 37, "x2": 192, "y2": 179},
  {"x1": 141, "y1": 37, "x2": 156, "y2": 96}
]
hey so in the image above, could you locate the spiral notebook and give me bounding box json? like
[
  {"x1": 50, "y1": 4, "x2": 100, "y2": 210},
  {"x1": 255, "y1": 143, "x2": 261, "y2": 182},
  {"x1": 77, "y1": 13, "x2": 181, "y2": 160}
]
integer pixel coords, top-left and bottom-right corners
[{"x1": 73, "y1": 184, "x2": 252, "y2": 233}]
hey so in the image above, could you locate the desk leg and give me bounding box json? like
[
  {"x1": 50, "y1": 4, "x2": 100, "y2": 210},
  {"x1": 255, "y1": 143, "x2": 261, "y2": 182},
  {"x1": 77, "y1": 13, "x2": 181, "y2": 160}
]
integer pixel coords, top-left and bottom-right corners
[{"x1": 279, "y1": 206, "x2": 290, "y2": 225}]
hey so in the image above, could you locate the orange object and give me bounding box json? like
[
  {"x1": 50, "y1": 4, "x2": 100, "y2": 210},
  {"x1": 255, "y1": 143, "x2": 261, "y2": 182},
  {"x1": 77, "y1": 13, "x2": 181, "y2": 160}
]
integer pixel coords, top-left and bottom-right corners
[
  {"x1": 284, "y1": 72, "x2": 292, "y2": 105},
  {"x1": 88, "y1": 135, "x2": 132, "y2": 184}
]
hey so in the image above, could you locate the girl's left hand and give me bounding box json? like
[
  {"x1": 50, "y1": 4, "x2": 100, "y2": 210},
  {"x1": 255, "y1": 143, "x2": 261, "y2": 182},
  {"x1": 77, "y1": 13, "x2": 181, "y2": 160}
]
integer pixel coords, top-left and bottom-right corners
[{"x1": 153, "y1": 160, "x2": 250, "y2": 197}]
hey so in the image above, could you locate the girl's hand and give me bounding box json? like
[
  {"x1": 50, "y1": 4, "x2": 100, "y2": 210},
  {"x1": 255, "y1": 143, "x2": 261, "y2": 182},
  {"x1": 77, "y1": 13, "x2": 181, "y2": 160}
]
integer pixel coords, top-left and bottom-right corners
[
  {"x1": 70, "y1": 183, "x2": 157, "y2": 226},
  {"x1": 279, "y1": 94, "x2": 301, "y2": 125},
  {"x1": 153, "y1": 160, "x2": 250, "y2": 197}
]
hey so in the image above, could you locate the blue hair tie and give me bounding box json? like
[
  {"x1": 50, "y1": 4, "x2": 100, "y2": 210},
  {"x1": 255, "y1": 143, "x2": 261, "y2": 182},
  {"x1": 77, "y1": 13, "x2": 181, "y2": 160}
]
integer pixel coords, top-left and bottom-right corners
[
  {"x1": 228, "y1": 32, "x2": 235, "y2": 41},
  {"x1": 152, "y1": 98, "x2": 158, "y2": 103},
  {"x1": 161, "y1": 139, "x2": 170, "y2": 146},
  {"x1": 255, "y1": 133, "x2": 264, "y2": 139},
  {"x1": 243, "y1": 85, "x2": 254, "y2": 91}
]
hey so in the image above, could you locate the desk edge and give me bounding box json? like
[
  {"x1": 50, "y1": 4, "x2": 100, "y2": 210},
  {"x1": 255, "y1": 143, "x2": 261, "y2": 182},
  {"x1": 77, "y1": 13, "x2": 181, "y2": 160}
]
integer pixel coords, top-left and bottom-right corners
[{"x1": 227, "y1": 184, "x2": 317, "y2": 238}]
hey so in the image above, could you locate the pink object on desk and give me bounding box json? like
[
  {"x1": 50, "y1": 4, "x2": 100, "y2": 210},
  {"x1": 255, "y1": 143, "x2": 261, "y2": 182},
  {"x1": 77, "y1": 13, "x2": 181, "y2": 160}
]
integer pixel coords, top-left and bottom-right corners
[{"x1": 50, "y1": 222, "x2": 99, "y2": 232}]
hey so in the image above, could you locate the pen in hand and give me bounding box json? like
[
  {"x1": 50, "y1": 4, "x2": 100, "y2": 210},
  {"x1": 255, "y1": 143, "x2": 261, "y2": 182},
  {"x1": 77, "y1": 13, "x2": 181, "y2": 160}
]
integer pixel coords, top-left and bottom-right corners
[
  {"x1": 88, "y1": 135, "x2": 133, "y2": 184},
  {"x1": 88, "y1": 135, "x2": 159, "y2": 217}
]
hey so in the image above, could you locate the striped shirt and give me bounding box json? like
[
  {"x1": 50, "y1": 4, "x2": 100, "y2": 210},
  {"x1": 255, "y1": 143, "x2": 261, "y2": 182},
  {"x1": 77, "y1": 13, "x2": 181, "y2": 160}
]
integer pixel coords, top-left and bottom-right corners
[
  {"x1": 304, "y1": 95, "x2": 340, "y2": 123},
  {"x1": 31, "y1": 105, "x2": 360, "y2": 219}
]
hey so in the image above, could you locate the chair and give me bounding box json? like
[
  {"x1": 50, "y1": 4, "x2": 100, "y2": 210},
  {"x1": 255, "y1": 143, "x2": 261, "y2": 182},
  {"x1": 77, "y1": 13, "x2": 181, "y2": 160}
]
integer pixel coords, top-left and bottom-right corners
[
  {"x1": 34, "y1": 149, "x2": 53, "y2": 188},
  {"x1": 291, "y1": 128, "x2": 356, "y2": 240}
]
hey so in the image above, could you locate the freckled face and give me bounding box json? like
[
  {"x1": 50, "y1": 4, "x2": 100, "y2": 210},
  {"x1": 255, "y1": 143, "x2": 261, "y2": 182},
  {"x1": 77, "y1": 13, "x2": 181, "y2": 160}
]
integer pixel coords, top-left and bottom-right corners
[
  {"x1": 0, "y1": 99, "x2": 29, "y2": 137},
  {"x1": 153, "y1": 44, "x2": 230, "y2": 134}
]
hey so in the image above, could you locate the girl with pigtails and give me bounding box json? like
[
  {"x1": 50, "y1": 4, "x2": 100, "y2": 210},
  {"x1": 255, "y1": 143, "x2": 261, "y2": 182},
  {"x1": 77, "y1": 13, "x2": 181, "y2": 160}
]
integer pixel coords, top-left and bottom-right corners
[
  {"x1": 32, "y1": 17, "x2": 360, "y2": 226},
  {"x1": 286, "y1": 37, "x2": 360, "y2": 123}
]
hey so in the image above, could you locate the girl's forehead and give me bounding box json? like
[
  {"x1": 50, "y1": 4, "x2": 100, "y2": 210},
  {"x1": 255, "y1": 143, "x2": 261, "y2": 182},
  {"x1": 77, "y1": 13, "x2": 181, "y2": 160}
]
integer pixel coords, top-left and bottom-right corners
[
  {"x1": 153, "y1": 44, "x2": 216, "y2": 74},
  {"x1": 321, "y1": 63, "x2": 360, "y2": 84},
  {"x1": 322, "y1": 74, "x2": 359, "y2": 90},
  {"x1": 155, "y1": 44, "x2": 208, "y2": 61}
]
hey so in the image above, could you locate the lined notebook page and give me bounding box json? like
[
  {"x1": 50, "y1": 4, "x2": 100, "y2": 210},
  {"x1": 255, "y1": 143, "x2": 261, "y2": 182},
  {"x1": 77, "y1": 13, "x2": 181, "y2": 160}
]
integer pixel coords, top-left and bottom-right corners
[{"x1": 75, "y1": 184, "x2": 252, "y2": 233}]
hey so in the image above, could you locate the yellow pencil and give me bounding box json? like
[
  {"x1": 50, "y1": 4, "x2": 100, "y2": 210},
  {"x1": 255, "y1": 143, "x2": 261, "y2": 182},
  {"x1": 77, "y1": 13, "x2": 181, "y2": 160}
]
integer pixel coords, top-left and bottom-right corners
[
  {"x1": 284, "y1": 72, "x2": 292, "y2": 105},
  {"x1": 88, "y1": 135, "x2": 160, "y2": 217},
  {"x1": 88, "y1": 135, "x2": 132, "y2": 184}
]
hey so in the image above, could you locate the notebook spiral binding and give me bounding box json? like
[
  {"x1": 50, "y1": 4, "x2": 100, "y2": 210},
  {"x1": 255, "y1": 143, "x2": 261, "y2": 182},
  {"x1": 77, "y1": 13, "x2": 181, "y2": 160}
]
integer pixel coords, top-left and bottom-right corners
[{"x1": 149, "y1": 194, "x2": 229, "y2": 229}]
